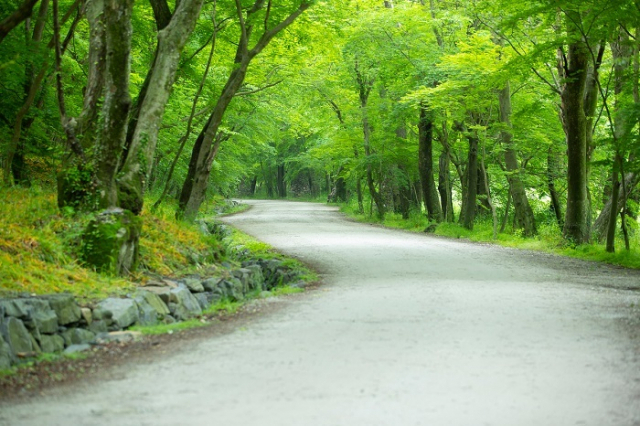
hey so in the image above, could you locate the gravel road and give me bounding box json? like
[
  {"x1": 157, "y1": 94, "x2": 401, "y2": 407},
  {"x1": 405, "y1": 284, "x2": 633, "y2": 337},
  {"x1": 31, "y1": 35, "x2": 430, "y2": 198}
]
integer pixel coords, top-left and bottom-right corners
[{"x1": 2, "y1": 200, "x2": 640, "y2": 425}]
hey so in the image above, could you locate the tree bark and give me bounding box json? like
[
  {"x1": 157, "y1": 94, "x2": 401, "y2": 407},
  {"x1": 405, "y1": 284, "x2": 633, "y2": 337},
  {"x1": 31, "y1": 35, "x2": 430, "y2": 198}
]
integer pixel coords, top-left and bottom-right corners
[
  {"x1": 76, "y1": 0, "x2": 106, "y2": 146},
  {"x1": 418, "y1": 104, "x2": 442, "y2": 222},
  {"x1": 561, "y1": 13, "x2": 590, "y2": 244},
  {"x1": 0, "y1": 0, "x2": 40, "y2": 44},
  {"x1": 276, "y1": 164, "x2": 286, "y2": 198},
  {"x1": 462, "y1": 130, "x2": 479, "y2": 230},
  {"x1": 438, "y1": 151, "x2": 453, "y2": 222},
  {"x1": 595, "y1": 29, "x2": 635, "y2": 243},
  {"x1": 117, "y1": 0, "x2": 204, "y2": 214},
  {"x1": 499, "y1": 83, "x2": 536, "y2": 236},
  {"x1": 94, "y1": 0, "x2": 133, "y2": 208}
]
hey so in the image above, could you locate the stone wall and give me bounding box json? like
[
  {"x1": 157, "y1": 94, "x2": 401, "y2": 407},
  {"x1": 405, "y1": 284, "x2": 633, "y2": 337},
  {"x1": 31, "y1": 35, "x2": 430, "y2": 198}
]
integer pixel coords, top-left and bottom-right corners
[{"x1": 0, "y1": 258, "x2": 301, "y2": 369}]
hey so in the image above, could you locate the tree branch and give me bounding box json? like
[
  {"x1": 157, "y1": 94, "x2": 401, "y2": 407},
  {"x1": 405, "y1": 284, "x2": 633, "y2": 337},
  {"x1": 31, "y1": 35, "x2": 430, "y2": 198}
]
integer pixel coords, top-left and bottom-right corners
[
  {"x1": 0, "y1": 0, "x2": 39, "y2": 44},
  {"x1": 236, "y1": 79, "x2": 283, "y2": 96}
]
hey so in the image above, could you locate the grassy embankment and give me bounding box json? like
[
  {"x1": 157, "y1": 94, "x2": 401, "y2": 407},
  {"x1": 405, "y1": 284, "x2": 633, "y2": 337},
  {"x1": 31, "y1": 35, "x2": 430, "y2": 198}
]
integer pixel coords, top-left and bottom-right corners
[
  {"x1": 340, "y1": 200, "x2": 640, "y2": 270},
  {"x1": 0, "y1": 186, "x2": 313, "y2": 301}
]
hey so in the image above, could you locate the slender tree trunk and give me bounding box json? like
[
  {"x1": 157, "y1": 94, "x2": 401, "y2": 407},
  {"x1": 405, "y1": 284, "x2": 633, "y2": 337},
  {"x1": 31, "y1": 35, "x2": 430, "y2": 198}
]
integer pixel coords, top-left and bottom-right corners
[
  {"x1": 153, "y1": 9, "x2": 217, "y2": 210},
  {"x1": 276, "y1": 164, "x2": 286, "y2": 198},
  {"x1": 418, "y1": 104, "x2": 442, "y2": 222},
  {"x1": 177, "y1": 0, "x2": 311, "y2": 220},
  {"x1": 76, "y1": 0, "x2": 105, "y2": 146},
  {"x1": 118, "y1": 0, "x2": 204, "y2": 213},
  {"x1": 547, "y1": 146, "x2": 563, "y2": 227},
  {"x1": 476, "y1": 167, "x2": 492, "y2": 215},
  {"x1": 561, "y1": 17, "x2": 590, "y2": 243},
  {"x1": 0, "y1": 0, "x2": 40, "y2": 44},
  {"x1": 606, "y1": 156, "x2": 621, "y2": 252},
  {"x1": 462, "y1": 131, "x2": 479, "y2": 230},
  {"x1": 595, "y1": 28, "x2": 634, "y2": 243},
  {"x1": 438, "y1": 152, "x2": 453, "y2": 222},
  {"x1": 3, "y1": 0, "x2": 49, "y2": 186},
  {"x1": 480, "y1": 141, "x2": 497, "y2": 239},
  {"x1": 499, "y1": 83, "x2": 536, "y2": 236}
]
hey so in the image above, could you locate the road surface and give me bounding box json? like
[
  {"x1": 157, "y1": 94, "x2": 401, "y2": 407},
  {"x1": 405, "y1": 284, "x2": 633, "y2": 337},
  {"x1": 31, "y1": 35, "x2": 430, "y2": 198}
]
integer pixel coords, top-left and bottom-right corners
[{"x1": 2, "y1": 200, "x2": 640, "y2": 425}]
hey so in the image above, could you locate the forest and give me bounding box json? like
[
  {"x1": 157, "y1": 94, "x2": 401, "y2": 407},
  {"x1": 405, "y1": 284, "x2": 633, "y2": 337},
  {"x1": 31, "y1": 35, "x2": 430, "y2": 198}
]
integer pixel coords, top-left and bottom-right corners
[{"x1": 2, "y1": 0, "x2": 640, "y2": 279}]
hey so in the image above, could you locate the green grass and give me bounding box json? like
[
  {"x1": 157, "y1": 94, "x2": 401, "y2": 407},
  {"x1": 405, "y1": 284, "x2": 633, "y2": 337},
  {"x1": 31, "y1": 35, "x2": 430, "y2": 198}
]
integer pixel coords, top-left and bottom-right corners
[
  {"x1": 221, "y1": 227, "x2": 319, "y2": 282},
  {"x1": 129, "y1": 318, "x2": 208, "y2": 335},
  {"x1": 0, "y1": 186, "x2": 225, "y2": 299},
  {"x1": 339, "y1": 200, "x2": 640, "y2": 270},
  {"x1": 269, "y1": 285, "x2": 304, "y2": 296},
  {"x1": 0, "y1": 350, "x2": 89, "y2": 378}
]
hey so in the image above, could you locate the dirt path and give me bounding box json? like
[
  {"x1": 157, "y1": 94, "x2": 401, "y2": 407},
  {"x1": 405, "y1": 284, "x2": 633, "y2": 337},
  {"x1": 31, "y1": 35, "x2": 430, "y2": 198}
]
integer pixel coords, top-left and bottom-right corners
[{"x1": 3, "y1": 200, "x2": 640, "y2": 425}]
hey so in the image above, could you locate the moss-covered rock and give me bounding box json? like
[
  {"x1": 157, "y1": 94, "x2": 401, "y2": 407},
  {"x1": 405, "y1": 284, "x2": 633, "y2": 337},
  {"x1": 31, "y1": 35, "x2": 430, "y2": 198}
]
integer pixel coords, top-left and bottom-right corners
[{"x1": 80, "y1": 208, "x2": 141, "y2": 275}]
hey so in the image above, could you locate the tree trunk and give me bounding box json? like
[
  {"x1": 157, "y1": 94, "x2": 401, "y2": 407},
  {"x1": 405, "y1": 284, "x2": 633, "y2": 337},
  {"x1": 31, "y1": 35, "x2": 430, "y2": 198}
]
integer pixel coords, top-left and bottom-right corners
[
  {"x1": 605, "y1": 156, "x2": 621, "y2": 252},
  {"x1": 0, "y1": 0, "x2": 40, "y2": 44},
  {"x1": 3, "y1": 0, "x2": 49, "y2": 186},
  {"x1": 462, "y1": 131, "x2": 479, "y2": 230},
  {"x1": 476, "y1": 167, "x2": 492, "y2": 215},
  {"x1": 76, "y1": 0, "x2": 105, "y2": 146},
  {"x1": 356, "y1": 175, "x2": 364, "y2": 214},
  {"x1": 118, "y1": 0, "x2": 204, "y2": 214},
  {"x1": 593, "y1": 29, "x2": 634, "y2": 244},
  {"x1": 418, "y1": 105, "x2": 442, "y2": 222},
  {"x1": 276, "y1": 164, "x2": 286, "y2": 198},
  {"x1": 561, "y1": 17, "x2": 590, "y2": 243},
  {"x1": 438, "y1": 152, "x2": 453, "y2": 222},
  {"x1": 177, "y1": 0, "x2": 310, "y2": 220},
  {"x1": 499, "y1": 83, "x2": 536, "y2": 236},
  {"x1": 94, "y1": 0, "x2": 133, "y2": 208},
  {"x1": 547, "y1": 146, "x2": 563, "y2": 227}
]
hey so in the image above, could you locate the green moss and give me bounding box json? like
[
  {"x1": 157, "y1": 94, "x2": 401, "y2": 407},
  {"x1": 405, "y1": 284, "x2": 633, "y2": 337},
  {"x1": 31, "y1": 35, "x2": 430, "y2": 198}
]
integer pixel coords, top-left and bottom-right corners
[
  {"x1": 56, "y1": 165, "x2": 97, "y2": 211},
  {"x1": 80, "y1": 209, "x2": 141, "y2": 275}
]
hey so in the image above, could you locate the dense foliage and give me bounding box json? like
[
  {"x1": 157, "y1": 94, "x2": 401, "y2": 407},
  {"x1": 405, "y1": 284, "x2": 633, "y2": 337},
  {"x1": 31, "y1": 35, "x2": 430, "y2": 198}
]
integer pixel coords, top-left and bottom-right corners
[{"x1": 2, "y1": 0, "x2": 640, "y2": 272}]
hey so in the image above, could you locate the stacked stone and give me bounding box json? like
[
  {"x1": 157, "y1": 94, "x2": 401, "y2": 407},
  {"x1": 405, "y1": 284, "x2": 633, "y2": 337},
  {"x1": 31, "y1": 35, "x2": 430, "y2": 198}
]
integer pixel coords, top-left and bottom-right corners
[{"x1": 0, "y1": 259, "x2": 299, "y2": 369}]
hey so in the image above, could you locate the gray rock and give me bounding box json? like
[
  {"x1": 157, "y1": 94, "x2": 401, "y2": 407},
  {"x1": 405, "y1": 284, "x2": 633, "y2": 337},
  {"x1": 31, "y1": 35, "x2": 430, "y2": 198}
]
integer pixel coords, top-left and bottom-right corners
[
  {"x1": 88, "y1": 320, "x2": 108, "y2": 334},
  {"x1": 201, "y1": 277, "x2": 223, "y2": 292},
  {"x1": 168, "y1": 287, "x2": 202, "y2": 320},
  {"x1": 137, "y1": 291, "x2": 170, "y2": 316},
  {"x1": 244, "y1": 265, "x2": 265, "y2": 291},
  {"x1": 182, "y1": 277, "x2": 205, "y2": 293},
  {"x1": 1, "y1": 317, "x2": 36, "y2": 355},
  {"x1": 142, "y1": 286, "x2": 172, "y2": 304},
  {"x1": 30, "y1": 307, "x2": 59, "y2": 334},
  {"x1": 61, "y1": 328, "x2": 96, "y2": 346},
  {"x1": 91, "y1": 308, "x2": 113, "y2": 326},
  {"x1": 80, "y1": 307, "x2": 92, "y2": 325},
  {"x1": 95, "y1": 298, "x2": 139, "y2": 329},
  {"x1": 39, "y1": 334, "x2": 65, "y2": 353},
  {"x1": 0, "y1": 335, "x2": 11, "y2": 369},
  {"x1": 46, "y1": 294, "x2": 81, "y2": 325},
  {"x1": 202, "y1": 291, "x2": 221, "y2": 306},
  {"x1": 193, "y1": 293, "x2": 210, "y2": 310},
  {"x1": 163, "y1": 315, "x2": 176, "y2": 324},
  {"x1": 0, "y1": 299, "x2": 31, "y2": 318},
  {"x1": 63, "y1": 344, "x2": 91, "y2": 354},
  {"x1": 134, "y1": 296, "x2": 158, "y2": 326},
  {"x1": 96, "y1": 331, "x2": 142, "y2": 344},
  {"x1": 220, "y1": 278, "x2": 245, "y2": 301}
]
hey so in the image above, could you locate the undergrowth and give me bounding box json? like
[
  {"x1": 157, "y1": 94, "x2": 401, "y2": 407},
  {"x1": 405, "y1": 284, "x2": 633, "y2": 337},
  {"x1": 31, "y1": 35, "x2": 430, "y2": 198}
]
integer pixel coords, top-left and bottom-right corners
[
  {"x1": 340, "y1": 200, "x2": 640, "y2": 270},
  {"x1": 0, "y1": 187, "x2": 226, "y2": 299}
]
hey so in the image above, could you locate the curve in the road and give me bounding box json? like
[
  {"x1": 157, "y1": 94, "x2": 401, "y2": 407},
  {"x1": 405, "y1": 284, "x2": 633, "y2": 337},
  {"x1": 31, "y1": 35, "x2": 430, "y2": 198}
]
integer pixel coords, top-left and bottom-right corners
[{"x1": 2, "y1": 200, "x2": 640, "y2": 426}]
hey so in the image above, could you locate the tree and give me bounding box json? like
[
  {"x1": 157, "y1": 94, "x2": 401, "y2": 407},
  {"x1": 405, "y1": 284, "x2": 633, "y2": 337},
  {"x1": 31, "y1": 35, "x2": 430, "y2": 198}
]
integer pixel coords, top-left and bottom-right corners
[{"x1": 177, "y1": 0, "x2": 313, "y2": 221}]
